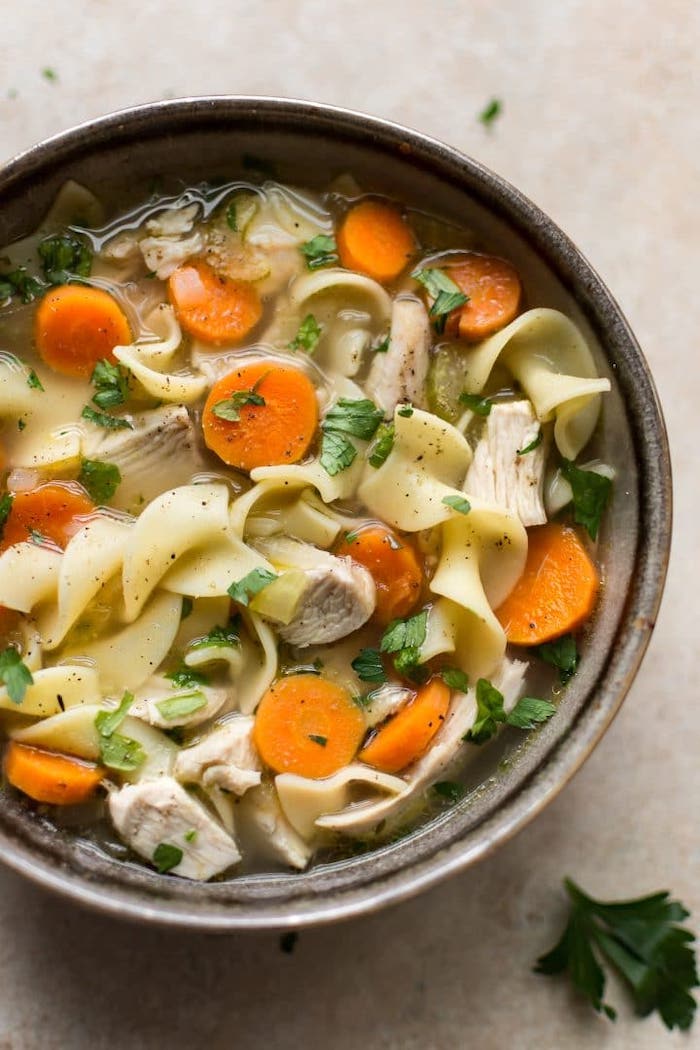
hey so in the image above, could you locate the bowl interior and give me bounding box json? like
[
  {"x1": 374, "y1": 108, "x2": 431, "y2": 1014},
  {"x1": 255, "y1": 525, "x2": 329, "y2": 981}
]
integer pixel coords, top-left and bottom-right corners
[{"x1": 0, "y1": 98, "x2": 670, "y2": 928}]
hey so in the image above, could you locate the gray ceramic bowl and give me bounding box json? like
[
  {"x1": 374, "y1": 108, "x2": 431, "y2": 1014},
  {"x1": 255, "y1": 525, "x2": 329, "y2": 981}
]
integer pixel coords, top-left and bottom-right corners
[{"x1": 0, "y1": 97, "x2": 671, "y2": 930}]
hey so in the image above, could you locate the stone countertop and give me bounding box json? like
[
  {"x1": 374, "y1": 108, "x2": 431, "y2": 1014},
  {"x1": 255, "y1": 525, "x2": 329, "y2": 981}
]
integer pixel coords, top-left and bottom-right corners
[{"x1": 0, "y1": 2, "x2": 697, "y2": 1047}]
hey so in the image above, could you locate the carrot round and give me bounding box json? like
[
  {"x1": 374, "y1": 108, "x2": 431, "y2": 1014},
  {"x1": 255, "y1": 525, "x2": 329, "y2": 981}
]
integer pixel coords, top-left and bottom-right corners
[
  {"x1": 0, "y1": 482, "x2": 94, "y2": 554},
  {"x1": 495, "y1": 523, "x2": 599, "y2": 646},
  {"x1": 168, "y1": 259, "x2": 262, "y2": 345},
  {"x1": 335, "y1": 523, "x2": 424, "y2": 626},
  {"x1": 359, "y1": 678, "x2": 450, "y2": 774},
  {"x1": 337, "y1": 200, "x2": 416, "y2": 283},
  {"x1": 253, "y1": 674, "x2": 366, "y2": 779},
  {"x1": 202, "y1": 361, "x2": 318, "y2": 472},
  {"x1": 443, "y1": 252, "x2": 522, "y2": 342},
  {"x1": 35, "y1": 284, "x2": 132, "y2": 378},
  {"x1": 4, "y1": 741, "x2": 105, "y2": 805}
]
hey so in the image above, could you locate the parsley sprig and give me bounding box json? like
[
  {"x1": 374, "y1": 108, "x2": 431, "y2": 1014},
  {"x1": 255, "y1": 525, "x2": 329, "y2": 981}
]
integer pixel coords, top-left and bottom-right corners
[
  {"x1": 300, "y1": 234, "x2": 338, "y2": 270},
  {"x1": 94, "y1": 691, "x2": 145, "y2": 772},
  {"x1": 536, "y1": 878, "x2": 698, "y2": 1031},
  {"x1": 289, "y1": 313, "x2": 322, "y2": 353},
  {"x1": 561, "y1": 460, "x2": 612, "y2": 540},
  {"x1": 212, "y1": 376, "x2": 266, "y2": 422},
  {"x1": 466, "y1": 678, "x2": 556, "y2": 744},
  {"x1": 412, "y1": 267, "x2": 468, "y2": 333},
  {"x1": 90, "y1": 360, "x2": 129, "y2": 410},
  {"x1": 320, "y1": 398, "x2": 383, "y2": 476},
  {"x1": 78, "y1": 459, "x2": 121, "y2": 503},
  {"x1": 228, "y1": 567, "x2": 278, "y2": 607},
  {"x1": 0, "y1": 647, "x2": 34, "y2": 703}
]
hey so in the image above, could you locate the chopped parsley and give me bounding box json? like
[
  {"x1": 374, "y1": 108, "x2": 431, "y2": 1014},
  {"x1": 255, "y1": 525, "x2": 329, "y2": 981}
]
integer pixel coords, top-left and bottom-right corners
[
  {"x1": 466, "y1": 679, "x2": 557, "y2": 744},
  {"x1": 38, "y1": 233, "x2": 92, "y2": 285},
  {"x1": 227, "y1": 567, "x2": 278, "y2": 606},
  {"x1": 351, "y1": 648, "x2": 387, "y2": 684},
  {"x1": 28, "y1": 528, "x2": 47, "y2": 545},
  {"x1": 442, "y1": 494, "x2": 471, "y2": 515},
  {"x1": 517, "y1": 429, "x2": 543, "y2": 455},
  {"x1": 458, "y1": 392, "x2": 492, "y2": 416},
  {"x1": 212, "y1": 377, "x2": 266, "y2": 422},
  {"x1": 184, "y1": 829, "x2": 197, "y2": 843},
  {"x1": 156, "y1": 691, "x2": 207, "y2": 721},
  {"x1": 478, "y1": 98, "x2": 502, "y2": 126},
  {"x1": 397, "y1": 403, "x2": 414, "y2": 418},
  {"x1": 78, "y1": 459, "x2": 121, "y2": 503},
  {"x1": 81, "y1": 405, "x2": 133, "y2": 430},
  {"x1": 535, "y1": 878, "x2": 698, "y2": 1031},
  {"x1": 98, "y1": 731, "x2": 146, "y2": 772},
  {"x1": 226, "y1": 201, "x2": 238, "y2": 231},
  {"x1": 94, "y1": 690, "x2": 135, "y2": 737},
  {"x1": 0, "y1": 268, "x2": 43, "y2": 304},
  {"x1": 90, "y1": 359, "x2": 129, "y2": 410},
  {"x1": 320, "y1": 397, "x2": 384, "y2": 476},
  {"x1": 153, "y1": 842, "x2": 183, "y2": 874},
  {"x1": 0, "y1": 647, "x2": 34, "y2": 703},
  {"x1": 380, "y1": 610, "x2": 428, "y2": 678},
  {"x1": 561, "y1": 460, "x2": 612, "y2": 540},
  {"x1": 372, "y1": 334, "x2": 390, "y2": 353},
  {"x1": 26, "y1": 370, "x2": 44, "y2": 391},
  {"x1": 308, "y1": 734, "x2": 327, "y2": 747},
  {"x1": 300, "y1": 234, "x2": 338, "y2": 270},
  {"x1": 188, "y1": 619, "x2": 240, "y2": 651},
  {"x1": 432, "y1": 781, "x2": 464, "y2": 803},
  {"x1": 0, "y1": 493, "x2": 13, "y2": 543},
  {"x1": 507, "y1": 696, "x2": 557, "y2": 729},
  {"x1": 165, "y1": 665, "x2": 210, "y2": 689},
  {"x1": 439, "y1": 667, "x2": 470, "y2": 692},
  {"x1": 368, "y1": 422, "x2": 395, "y2": 468},
  {"x1": 289, "y1": 313, "x2": 322, "y2": 353},
  {"x1": 411, "y1": 267, "x2": 468, "y2": 333},
  {"x1": 534, "y1": 634, "x2": 579, "y2": 684},
  {"x1": 41, "y1": 67, "x2": 58, "y2": 82}
]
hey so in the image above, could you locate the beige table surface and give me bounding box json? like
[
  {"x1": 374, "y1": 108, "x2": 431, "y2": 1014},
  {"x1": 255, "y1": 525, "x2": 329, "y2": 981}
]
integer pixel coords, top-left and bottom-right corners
[{"x1": 0, "y1": 2, "x2": 698, "y2": 1047}]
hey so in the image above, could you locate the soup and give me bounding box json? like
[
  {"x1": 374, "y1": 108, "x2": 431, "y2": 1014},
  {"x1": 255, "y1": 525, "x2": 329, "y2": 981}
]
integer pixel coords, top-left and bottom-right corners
[{"x1": 0, "y1": 177, "x2": 611, "y2": 880}]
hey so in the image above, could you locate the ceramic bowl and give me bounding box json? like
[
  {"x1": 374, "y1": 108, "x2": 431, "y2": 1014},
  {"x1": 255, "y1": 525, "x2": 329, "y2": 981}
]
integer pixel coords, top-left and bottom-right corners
[{"x1": 0, "y1": 98, "x2": 672, "y2": 929}]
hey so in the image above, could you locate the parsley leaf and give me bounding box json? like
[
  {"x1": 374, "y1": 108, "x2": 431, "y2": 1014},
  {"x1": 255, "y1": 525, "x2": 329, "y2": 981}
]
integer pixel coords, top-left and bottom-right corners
[
  {"x1": 99, "y1": 731, "x2": 146, "y2": 772},
  {"x1": 227, "y1": 567, "x2": 278, "y2": 607},
  {"x1": 188, "y1": 620, "x2": 240, "y2": 650},
  {"x1": 411, "y1": 267, "x2": 468, "y2": 333},
  {"x1": 506, "y1": 696, "x2": 556, "y2": 729},
  {"x1": 320, "y1": 397, "x2": 383, "y2": 476},
  {"x1": 432, "y1": 781, "x2": 464, "y2": 803},
  {"x1": 184, "y1": 829, "x2": 197, "y2": 843},
  {"x1": 78, "y1": 459, "x2": 121, "y2": 503},
  {"x1": 479, "y1": 98, "x2": 502, "y2": 126},
  {"x1": 517, "y1": 429, "x2": 543, "y2": 455},
  {"x1": 153, "y1": 842, "x2": 183, "y2": 874},
  {"x1": 41, "y1": 67, "x2": 58, "y2": 82},
  {"x1": 466, "y1": 678, "x2": 506, "y2": 744},
  {"x1": 38, "y1": 233, "x2": 92, "y2": 285},
  {"x1": 534, "y1": 634, "x2": 579, "y2": 684},
  {"x1": 212, "y1": 377, "x2": 266, "y2": 422},
  {"x1": 320, "y1": 429, "x2": 357, "y2": 476},
  {"x1": 535, "y1": 878, "x2": 698, "y2": 1031},
  {"x1": 458, "y1": 392, "x2": 492, "y2": 416},
  {"x1": 440, "y1": 667, "x2": 470, "y2": 692},
  {"x1": 442, "y1": 494, "x2": 471, "y2": 515},
  {"x1": 351, "y1": 648, "x2": 387, "y2": 684},
  {"x1": 81, "y1": 405, "x2": 133, "y2": 430},
  {"x1": 0, "y1": 268, "x2": 43, "y2": 304},
  {"x1": 0, "y1": 493, "x2": 14, "y2": 543},
  {"x1": 95, "y1": 691, "x2": 135, "y2": 738},
  {"x1": 368, "y1": 422, "x2": 395, "y2": 468},
  {"x1": 397, "y1": 403, "x2": 414, "y2": 418},
  {"x1": 372, "y1": 335, "x2": 390, "y2": 353},
  {"x1": 156, "y1": 691, "x2": 207, "y2": 721},
  {"x1": 165, "y1": 665, "x2": 209, "y2": 689},
  {"x1": 300, "y1": 234, "x2": 338, "y2": 270},
  {"x1": 561, "y1": 460, "x2": 612, "y2": 540},
  {"x1": 308, "y1": 734, "x2": 327, "y2": 747},
  {"x1": 380, "y1": 611, "x2": 428, "y2": 656},
  {"x1": 226, "y1": 201, "x2": 238, "y2": 231},
  {"x1": 0, "y1": 647, "x2": 34, "y2": 703},
  {"x1": 26, "y1": 370, "x2": 44, "y2": 391},
  {"x1": 289, "y1": 313, "x2": 322, "y2": 353},
  {"x1": 90, "y1": 359, "x2": 129, "y2": 410}
]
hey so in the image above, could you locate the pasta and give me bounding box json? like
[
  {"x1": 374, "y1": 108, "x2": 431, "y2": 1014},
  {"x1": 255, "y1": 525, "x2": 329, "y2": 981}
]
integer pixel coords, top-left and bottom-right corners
[{"x1": 0, "y1": 175, "x2": 612, "y2": 881}]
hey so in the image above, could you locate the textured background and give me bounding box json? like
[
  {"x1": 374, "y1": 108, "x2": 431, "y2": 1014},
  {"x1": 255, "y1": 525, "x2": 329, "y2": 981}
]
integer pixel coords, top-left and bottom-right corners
[{"x1": 0, "y1": 2, "x2": 698, "y2": 1047}]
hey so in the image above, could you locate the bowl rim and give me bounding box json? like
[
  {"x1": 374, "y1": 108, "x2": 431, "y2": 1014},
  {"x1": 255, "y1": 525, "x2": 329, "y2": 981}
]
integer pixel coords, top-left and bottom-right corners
[{"x1": 0, "y1": 96, "x2": 672, "y2": 930}]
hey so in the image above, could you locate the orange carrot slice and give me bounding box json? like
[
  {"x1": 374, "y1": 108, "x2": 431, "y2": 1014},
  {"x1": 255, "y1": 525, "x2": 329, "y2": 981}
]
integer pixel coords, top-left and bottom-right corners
[
  {"x1": 35, "y1": 285, "x2": 132, "y2": 378},
  {"x1": 443, "y1": 252, "x2": 522, "y2": 342},
  {"x1": 202, "y1": 361, "x2": 318, "y2": 472},
  {"x1": 359, "y1": 678, "x2": 451, "y2": 774},
  {"x1": 495, "y1": 523, "x2": 599, "y2": 645},
  {"x1": 0, "y1": 482, "x2": 94, "y2": 554},
  {"x1": 335, "y1": 523, "x2": 424, "y2": 626},
  {"x1": 337, "y1": 200, "x2": 416, "y2": 283},
  {"x1": 254, "y1": 674, "x2": 366, "y2": 779},
  {"x1": 4, "y1": 741, "x2": 105, "y2": 805},
  {"x1": 168, "y1": 259, "x2": 262, "y2": 345}
]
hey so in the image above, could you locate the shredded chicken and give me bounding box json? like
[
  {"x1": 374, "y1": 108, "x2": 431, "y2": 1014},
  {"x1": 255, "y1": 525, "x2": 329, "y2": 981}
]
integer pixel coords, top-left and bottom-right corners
[
  {"x1": 365, "y1": 296, "x2": 431, "y2": 413},
  {"x1": 174, "y1": 717, "x2": 261, "y2": 795}
]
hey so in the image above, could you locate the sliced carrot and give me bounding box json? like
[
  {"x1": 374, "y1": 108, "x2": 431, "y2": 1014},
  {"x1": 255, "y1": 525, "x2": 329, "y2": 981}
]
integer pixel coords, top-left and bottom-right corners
[
  {"x1": 202, "y1": 361, "x2": 318, "y2": 472},
  {"x1": 0, "y1": 482, "x2": 95, "y2": 554},
  {"x1": 168, "y1": 259, "x2": 262, "y2": 345},
  {"x1": 4, "y1": 741, "x2": 105, "y2": 805},
  {"x1": 254, "y1": 674, "x2": 366, "y2": 779},
  {"x1": 359, "y1": 678, "x2": 451, "y2": 774},
  {"x1": 337, "y1": 200, "x2": 416, "y2": 283},
  {"x1": 35, "y1": 284, "x2": 132, "y2": 378},
  {"x1": 495, "y1": 523, "x2": 599, "y2": 646},
  {"x1": 443, "y1": 252, "x2": 522, "y2": 342},
  {"x1": 335, "y1": 522, "x2": 424, "y2": 626}
]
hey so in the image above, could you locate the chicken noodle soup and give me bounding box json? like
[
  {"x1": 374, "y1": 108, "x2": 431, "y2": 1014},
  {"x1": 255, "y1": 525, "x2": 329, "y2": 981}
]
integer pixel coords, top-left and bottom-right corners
[{"x1": 0, "y1": 177, "x2": 612, "y2": 880}]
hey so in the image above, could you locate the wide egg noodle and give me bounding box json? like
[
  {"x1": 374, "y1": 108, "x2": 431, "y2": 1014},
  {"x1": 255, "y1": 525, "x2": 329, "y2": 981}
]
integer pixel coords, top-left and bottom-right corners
[
  {"x1": 231, "y1": 610, "x2": 278, "y2": 716},
  {"x1": 114, "y1": 303, "x2": 207, "y2": 404},
  {"x1": 275, "y1": 765, "x2": 407, "y2": 841},
  {"x1": 0, "y1": 665, "x2": 101, "y2": 717},
  {"x1": 0, "y1": 354, "x2": 81, "y2": 471},
  {"x1": 0, "y1": 542, "x2": 62, "y2": 614},
  {"x1": 456, "y1": 308, "x2": 611, "y2": 460}
]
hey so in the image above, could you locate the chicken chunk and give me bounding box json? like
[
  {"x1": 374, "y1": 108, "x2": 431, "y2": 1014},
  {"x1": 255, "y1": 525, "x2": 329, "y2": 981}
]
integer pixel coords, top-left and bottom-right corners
[
  {"x1": 108, "y1": 777, "x2": 240, "y2": 880},
  {"x1": 174, "y1": 717, "x2": 261, "y2": 795},
  {"x1": 365, "y1": 296, "x2": 431, "y2": 413},
  {"x1": 140, "y1": 231, "x2": 205, "y2": 280},
  {"x1": 130, "y1": 675, "x2": 231, "y2": 729},
  {"x1": 82, "y1": 405, "x2": 202, "y2": 513},
  {"x1": 237, "y1": 782, "x2": 313, "y2": 870},
  {"x1": 464, "y1": 400, "x2": 547, "y2": 526}
]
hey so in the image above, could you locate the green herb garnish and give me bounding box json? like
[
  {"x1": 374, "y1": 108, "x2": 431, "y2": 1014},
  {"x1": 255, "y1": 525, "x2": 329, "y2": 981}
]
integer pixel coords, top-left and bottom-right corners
[
  {"x1": 188, "y1": 620, "x2": 240, "y2": 651},
  {"x1": 165, "y1": 665, "x2": 210, "y2": 689},
  {"x1": 98, "y1": 732, "x2": 146, "y2": 772},
  {"x1": 506, "y1": 696, "x2": 557, "y2": 729},
  {"x1": 78, "y1": 459, "x2": 121, "y2": 503},
  {"x1": 184, "y1": 829, "x2": 197, "y2": 843},
  {"x1": 442, "y1": 494, "x2": 471, "y2": 515},
  {"x1": 289, "y1": 313, "x2": 322, "y2": 353},
  {"x1": 41, "y1": 67, "x2": 58, "y2": 82},
  {"x1": 535, "y1": 878, "x2": 697, "y2": 1031},
  {"x1": 300, "y1": 234, "x2": 338, "y2": 270},
  {"x1": 226, "y1": 201, "x2": 238, "y2": 231},
  {"x1": 0, "y1": 647, "x2": 33, "y2": 703},
  {"x1": 439, "y1": 667, "x2": 470, "y2": 692},
  {"x1": 94, "y1": 690, "x2": 135, "y2": 738},
  {"x1": 320, "y1": 397, "x2": 384, "y2": 476},
  {"x1": 458, "y1": 392, "x2": 492, "y2": 416},
  {"x1": 517, "y1": 429, "x2": 543, "y2": 455},
  {"x1": 411, "y1": 267, "x2": 468, "y2": 333},
  {"x1": 368, "y1": 422, "x2": 395, "y2": 469},
  {"x1": 0, "y1": 269, "x2": 43, "y2": 304},
  {"x1": 156, "y1": 691, "x2": 207, "y2": 722},
  {"x1": 466, "y1": 679, "x2": 556, "y2": 744},
  {"x1": 81, "y1": 406, "x2": 133, "y2": 430},
  {"x1": 227, "y1": 567, "x2": 278, "y2": 607},
  {"x1": 212, "y1": 377, "x2": 266, "y2": 422},
  {"x1": 432, "y1": 781, "x2": 464, "y2": 803},
  {"x1": 90, "y1": 359, "x2": 129, "y2": 410},
  {"x1": 308, "y1": 734, "x2": 327, "y2": 747},
  {"x1": 397, "y1": 403, "x2": 414, "y2": 418},
  {"x1": 26, "y1": 370, "x2": 44, "y2": 391},
  {"x1": 38, "y1": 233, "x2": 92, "y2": 285},
  {"x1": 534, "y1": 634, "x2": 579, "y2": 684},
  {"x1": 478, "y1": 98, "x2": 502, "y2": 126},
  {"x1": 372, "y1": 335, "x2": 390, "y2": 353},
  {"x1": 351, "y1": 648, "x2": 387, "y2": 684},
  {"x1": 0, "y1": 493, "x2": 13, "y2": 543},
  {"x1": 153, "y1": 842, "x2": 183, "y2": 874},
  {"x1": 561, "y1": 460, "x2": 612, "y2": 540}
]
